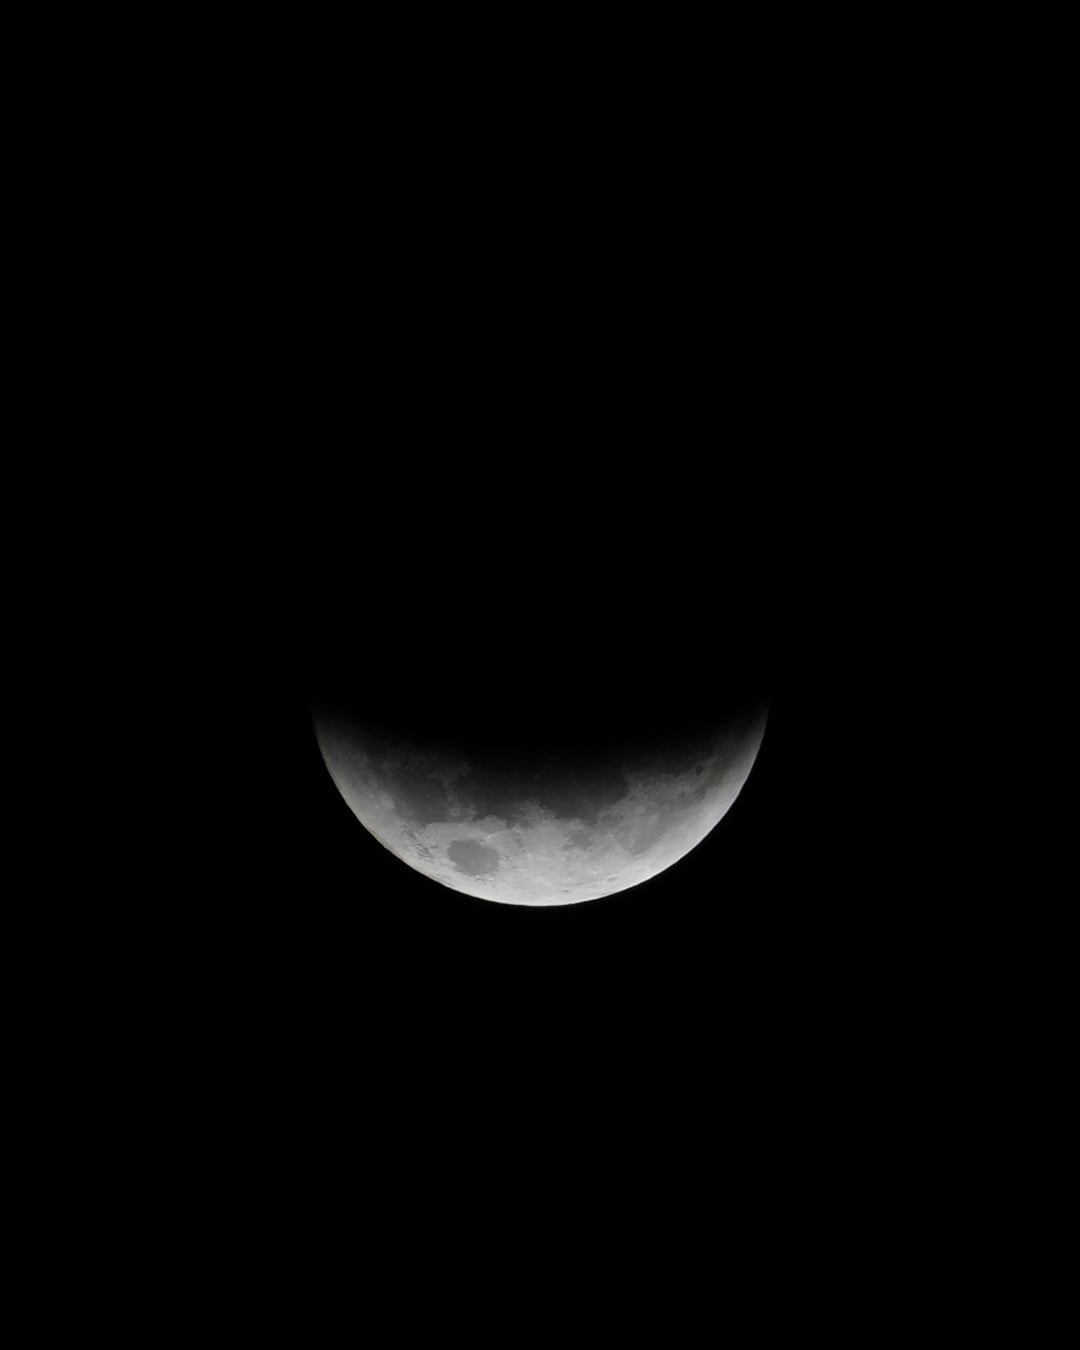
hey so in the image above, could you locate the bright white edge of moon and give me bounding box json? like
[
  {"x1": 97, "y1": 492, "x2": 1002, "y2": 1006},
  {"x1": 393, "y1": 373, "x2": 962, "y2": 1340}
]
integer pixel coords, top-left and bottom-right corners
[{"x1": 313, "y1": 708, "x2": 767, "y2": 907}]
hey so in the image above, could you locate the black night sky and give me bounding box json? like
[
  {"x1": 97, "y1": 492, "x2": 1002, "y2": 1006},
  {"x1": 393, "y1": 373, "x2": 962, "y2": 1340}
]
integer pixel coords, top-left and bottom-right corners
[{"x1": 13, "y1": 17, "x2": 1070, "y2": 1341}]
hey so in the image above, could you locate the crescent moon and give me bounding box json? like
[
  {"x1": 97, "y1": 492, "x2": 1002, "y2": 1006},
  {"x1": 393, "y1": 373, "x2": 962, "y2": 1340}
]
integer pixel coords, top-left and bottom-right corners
[{"x1": 312, "y1": 706, "x2": 767, "y2": 906}]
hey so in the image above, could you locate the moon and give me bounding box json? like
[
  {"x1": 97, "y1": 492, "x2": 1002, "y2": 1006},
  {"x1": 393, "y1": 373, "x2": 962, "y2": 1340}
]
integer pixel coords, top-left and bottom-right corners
[{"x1": 311, "y1": 705, "x2": 767, "y2": 906}]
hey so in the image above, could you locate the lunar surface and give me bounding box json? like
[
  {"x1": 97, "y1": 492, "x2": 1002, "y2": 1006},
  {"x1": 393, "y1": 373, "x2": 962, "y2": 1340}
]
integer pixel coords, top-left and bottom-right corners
[{"x1": 312, "y1": 706, "x2": 767, "y2": 906}]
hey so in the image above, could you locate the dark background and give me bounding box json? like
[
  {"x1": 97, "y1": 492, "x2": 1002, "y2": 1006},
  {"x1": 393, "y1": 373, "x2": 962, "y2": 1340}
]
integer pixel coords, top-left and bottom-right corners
[{"x1": 11, "y1": 16, "x2": 1071, "y2": 1341}]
